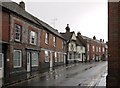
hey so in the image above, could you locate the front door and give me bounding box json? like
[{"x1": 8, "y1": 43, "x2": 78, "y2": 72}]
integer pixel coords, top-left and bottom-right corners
[
  {"x1": 0, "y1": 53, "x2": 4, "y2": 78},
  {"x1": 27, "y1": 52, "x2": 30, "y2": 72},
  {"x1": 50, "y1": 52, "x2": 53, "y2": 68}
]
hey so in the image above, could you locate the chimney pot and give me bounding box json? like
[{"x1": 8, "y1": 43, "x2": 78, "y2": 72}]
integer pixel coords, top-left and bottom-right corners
[
  {"x1": 65, "y1": 24, "x2": 70, "y2": 32},
  {"x1": 19, "y1": 1, "x2": 25, "y2": 10},
  {"x1": 77, "y1": 32, "x2": 81, "y2": 36}
]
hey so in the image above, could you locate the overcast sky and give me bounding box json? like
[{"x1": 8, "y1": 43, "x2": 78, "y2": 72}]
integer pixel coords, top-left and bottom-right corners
[{"x1": 11, "y1": 0, "x2": 108, "y2": 42}]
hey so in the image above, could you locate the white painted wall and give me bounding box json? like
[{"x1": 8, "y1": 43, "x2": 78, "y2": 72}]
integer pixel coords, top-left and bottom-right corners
[{"x1": 68, "y1": 42, "x2": 76, "y2": 52}]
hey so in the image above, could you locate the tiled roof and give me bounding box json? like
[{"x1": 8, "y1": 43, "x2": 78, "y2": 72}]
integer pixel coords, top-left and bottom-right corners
[
  {"x1": 76, "y1": 36, "x2": 85, "y2": 46},
  {"x1": 82, "y1": 35, "x2": 105, "y2": 44},
  {"x1": 60, "y1": 31, "x2": 74, "y2": 42},
  {"x1": 1, "y1": 1, "x2": 64, "y2": 39}
]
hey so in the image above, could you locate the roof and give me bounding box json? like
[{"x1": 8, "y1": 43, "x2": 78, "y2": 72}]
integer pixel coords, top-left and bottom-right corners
[
  {"x1": 76, "y1": 37, "x2": 83, "y2": 46},
  {"x1": 1, "y1": 1, "x2": 64, "y2": 39},
  {"x1": 76, "y1": 35, "x2": 86, "y2": 46},
  {"x1": 60, "y1": 31, "x2": 74, "y2": 42},
  {"x1": 82, "y1": 35, "x2": 105, "y2": 44}
]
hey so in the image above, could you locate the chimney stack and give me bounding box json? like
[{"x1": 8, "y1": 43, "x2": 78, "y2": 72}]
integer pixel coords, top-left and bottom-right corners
[
  {"x1": 100, "y1": 39, "x2": 102, "y2": 42},
  {"x1": 93, "y1": 36, "x2": 96, "y2": 40},
  {"x1": 77, "y1": 32, "x2": 81, "y2": 36},
  {"x1": 65, "y1": 24, "x2": 70, "y2": 32},
  {"x1": 19, "y1": 1, "x2": 25, "y2": 10}
]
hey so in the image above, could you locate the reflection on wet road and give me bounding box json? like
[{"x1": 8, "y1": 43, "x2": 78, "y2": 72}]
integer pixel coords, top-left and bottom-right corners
[{"x1": 10, "y1": 61, "x2": 107, "y2": 86}]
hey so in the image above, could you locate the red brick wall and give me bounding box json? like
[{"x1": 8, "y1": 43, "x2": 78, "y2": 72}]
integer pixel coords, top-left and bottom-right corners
[
  {"x1": 40, "y1": 29, "x2": 65, "y2": 63},
  {"x1": 0, "y1": 11, "x2": 10, "y2": 42},
  {"x1": 87, "y1": 39, "x2": 105, "y2": 62},
  {"x1": 107, "y1": 2, "x2": 120, "y2": 87}
]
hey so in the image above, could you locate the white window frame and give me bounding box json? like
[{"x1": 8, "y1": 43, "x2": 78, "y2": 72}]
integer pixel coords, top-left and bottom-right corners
[
  {"x1": 99, "y1": 47, "x2": 101, "y2": 52},
  {"x1": 31, "y1": 52, "x2": 39, "y2": 67},
  {"x1": 13, "y1": 50, "x2": 22, "y2": 68},
  {"x1": 15, "y1": 24, "x2": 21, "y2": 42},
  {"x1": 45, "y1": 51, "x2": 49, "y2": 62},
  {"x1": 30, "y1": 31, "x2": 37, "y2": 45},
  {"x1": 45, "y1": 33, "x2": 49, "y2": 44},
  {"x1": 102, "y1": 47, "x2": 105, "y2": 53},
  {"x1": 87, "y1": 44, "x2": 89, "y2": 51},
  {"x1": 55, "y1": 52, "x2": 57, "y2": 62},
  {"x1": 96, "y1": 47, "x2": 98, "y2": 52},
  {"x1": 53, "y1": 36, "x2": 56, "y2": 47},
  {"x1": 93, "y1": 46, "x2": 95, "y2": 52}
]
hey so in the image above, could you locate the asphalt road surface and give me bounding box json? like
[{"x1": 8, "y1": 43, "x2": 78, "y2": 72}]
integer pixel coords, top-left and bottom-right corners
[{"x1": 9, "y1": 61, "x2": 107, "y2": 87}]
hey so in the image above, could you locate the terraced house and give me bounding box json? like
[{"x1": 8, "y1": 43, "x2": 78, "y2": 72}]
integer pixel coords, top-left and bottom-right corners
[
  {"x1": 0, "y1": 1, "x2": 66, "y2": 85},
  {"x1": 82, "y1": 35, "x2": 108, "y2": 62},
  {"x1": 61, "y1": 24, "x2": 86, "y2": 63}
]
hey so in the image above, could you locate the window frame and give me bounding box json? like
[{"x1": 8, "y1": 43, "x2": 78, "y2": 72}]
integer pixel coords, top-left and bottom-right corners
[
  {"x1": 31, "y1": 52, "x2": 39, "y2": 67},
  {"x1": 55, "y1": 52, "x2": 57, "y2": 62},
  {"x1": 45, "y1": 33, "x2": 49, "y2": 44},
  {"x1": 92, "y1": 46, "x2": 95, "y2": 52},
  {"x1": 53, "y1": 36, "x2": 56, "y2": 47},
  {"x1": 13, "y1": 50, "x2": 22, "y2": 68},
  {"x1": 78, "y1": 54, "x2": 81, "y2": 58},
  {"x1": 69, "y1": 53, "x2": 72, "y2": 59},
  {"x1": 14, "y1": 24, "x2": 22, "y2": 42},
  {"x1": 30, "y1": 31, "x2": 37, "y2": 45},
  {"x1": 87, "y1": 44, "x2": 89, "y2": 51},
  {"x1": 45, "y1": 51, "x2": 49, "y2": 62}
]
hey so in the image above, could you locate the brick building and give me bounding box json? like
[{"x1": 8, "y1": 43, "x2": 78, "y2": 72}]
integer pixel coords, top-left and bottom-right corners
[
  {"x1": 0, "y1": 1, "x2": 66, "y2": 85},
  {"x1": 107, "y1": 0, "x2": 120, "y2": 87},
  {"x1": 82, "y1": 35, "x2": 107, "y2": 62}
]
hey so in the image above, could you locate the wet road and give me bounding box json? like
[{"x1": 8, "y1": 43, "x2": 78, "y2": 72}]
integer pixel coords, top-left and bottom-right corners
[{"x1": 10, "y1": 61, "x2": 107, "y2": 87}]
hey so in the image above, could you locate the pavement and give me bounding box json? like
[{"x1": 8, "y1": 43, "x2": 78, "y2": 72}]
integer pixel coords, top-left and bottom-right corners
[
  {"x1": 95, "y1": 72, "x2": 107, "y2": 87},
  {"x1": 1, "y1": 61, "x2": 107, "y2": 87}
]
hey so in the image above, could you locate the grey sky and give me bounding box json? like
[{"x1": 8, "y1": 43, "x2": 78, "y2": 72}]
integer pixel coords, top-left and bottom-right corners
[{"x1": 12, "y1": 0, "x2": 108, "y2": 41}]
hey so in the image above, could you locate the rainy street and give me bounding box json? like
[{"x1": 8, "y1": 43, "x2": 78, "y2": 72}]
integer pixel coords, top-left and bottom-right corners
[{"x1": 9, "y1": 61, "x2": 107, "y2": 87}]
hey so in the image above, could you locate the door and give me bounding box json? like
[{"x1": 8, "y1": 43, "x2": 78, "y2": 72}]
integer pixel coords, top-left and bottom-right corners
[
  {"x1": 27, "y1": 52, "x2": 30, "y2": 72},
  {"x1": 0, "y1": 53, "x2": 4, "y2": 78},
  {"x1": 50, "y1": 52, "x2": 53, "y2": 68}
]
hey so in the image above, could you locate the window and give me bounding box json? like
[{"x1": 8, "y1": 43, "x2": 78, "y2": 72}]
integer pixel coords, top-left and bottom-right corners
[
  {"x1": 99, "y1": 47, "x2": 101, "y2": 52},
  {"x1": 15, "y1": 24, "x2": 21, "y2": 42},
  {"x1": 78, "y1": 54, "x2": 81, "y2": 58},
  {"x1": 93, "y1": 54, "x2": 95, "y2": 60},
  {"x1": 45, "y1": 33, "x2": 49, "y2": 44},
  {"x1": 103, "y1": 47, "x2": 105, "y2": 53},
  {"x1": 92, "y1": 46, "x2": 95, "y2": 52},
  {"x1": 96, "y1": 47, "x2": 98, "y2": 52},
  {"x1": 13, "y1": 50, "x2": 22, "y2": 68},
  {"x1": 45, "y1": 51, "x2": 49, "y2": 62},
  {"x1": 81, "y1": 46, "x2": 83, "y2": 50},
  {"x1": 69, "y1": 53, "x2": 72, "y2": 59},
  {"x1": 32, "y1": 52, "x2": 39, "y2": 67},
  {"x1": 58, "y1": 53, "x2": 61, "y2": 62},
  {"x1": 61, "y1": 54, "x2": 64, "y2": 62},
  {"x1": 30, "y1": 31, "x2": 37, "y2": 45},
  {"x1": 87, "y1": 44, "x2": 89, "y2": 51},
  {"x1": 53, "y1": 36, "x2": 56, "y2": 47},
  {"x1": 55, "y1": 52, "x2": 57, "y2": 62}
]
